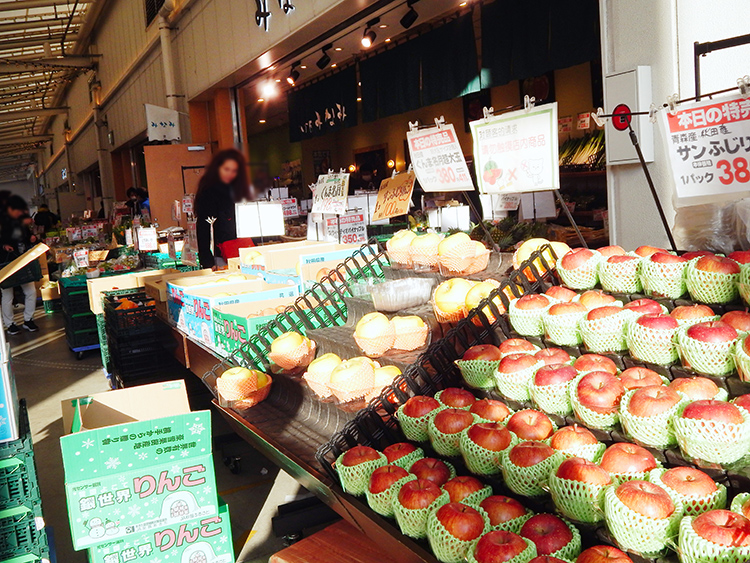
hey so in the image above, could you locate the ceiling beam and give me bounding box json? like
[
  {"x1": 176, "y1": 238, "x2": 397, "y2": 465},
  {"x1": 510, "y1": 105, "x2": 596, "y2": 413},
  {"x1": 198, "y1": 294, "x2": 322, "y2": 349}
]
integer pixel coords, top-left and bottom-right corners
[
  {"x1": 0, "y1": 0, "x2": 92, "y2": 13},
  {"x1": 0, "y1": 34, "x2": 79, "y2": 52},
  {"x1": 0, "y1": 55, "x2": 94, "y2": 73},
  {"x1": 0, "y1": 16, "x2": 82, "y2": 33},
  {"x1": 0, "y1": 107, "x2": 68, "y2": 122},
  {"x1": 0, "y1": 135, "x2": 51, "y2": 146}
]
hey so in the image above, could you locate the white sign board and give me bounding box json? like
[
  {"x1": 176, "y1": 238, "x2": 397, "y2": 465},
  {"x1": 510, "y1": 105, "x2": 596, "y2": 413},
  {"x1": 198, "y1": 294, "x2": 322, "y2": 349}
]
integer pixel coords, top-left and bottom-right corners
[
  {"x1": 326, "y1": 213, "x2": 367, "y2": 245},
  {"x1": 311, "y1": 173, "x2": 349, "y2": 214},
  {"x1": 136, "y1": 227, "x2": 158, "y2": 251},
  {"x1": 406, "y1": 123, "x2": 473, "y2": 192},
  {"x1": 73, "y1": 248, "x2": 89, "y2": 268},
  {"x1": 235, "y1": 202, "x2": 285, "y2": 238},
  {"x1": 660, "y1": 92, "x2": 750, "y2": 206},
  {"x1": 470, "y1": 102, "x2": 560, "y2": 194},
  {"x1": 145, "y1": 104, "x2": 181, "y2": 142},
  {"x1": 281, "y1": 198, "x2": 299, "y2": 218}
]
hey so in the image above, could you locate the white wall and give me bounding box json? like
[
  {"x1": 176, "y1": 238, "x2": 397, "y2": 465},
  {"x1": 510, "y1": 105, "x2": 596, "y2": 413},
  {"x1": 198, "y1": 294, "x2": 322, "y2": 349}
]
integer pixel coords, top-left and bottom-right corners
[
  {"x1": 603, "y1": 0, "x2": 750, "y2": 249},
  {"x1": 0, "y1": 178, "x2": 36, "y2": 204}
]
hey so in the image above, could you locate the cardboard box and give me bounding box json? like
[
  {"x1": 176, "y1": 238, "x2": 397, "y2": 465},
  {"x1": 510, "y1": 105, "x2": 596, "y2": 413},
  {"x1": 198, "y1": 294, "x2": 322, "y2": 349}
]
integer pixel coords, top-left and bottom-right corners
[
  {"x1": 144, "y1": 269, "x2": 216, "y2": 303},
  {"x1": 88, "y1": 498, "x2": 232, "y2": 563},
  {"x1": 54, "y1": 245, "x2": 75, "y2": 264},
  {"x1": 60, "y1": 381, "x2": 218, "y2": 551},
  {"x1": 212, "y1": 298, "x2": 298, "y2": 355},
  {"x1": 227, "y1": 257, "x2": 241, "y2": 271},
  {"x1": 167, "y1": 279, "x2": 300, "y2": 347},
  {"x1": 238, "y1": 241, "x2": 333, "y2": 273},
  {"x1": 86, "y1": 270, "x2": 178, "y2": 316},
  {"x1": 298, "y1": 246, "x2": 373, "y2": 287},
  {"x1": 41, "y1": 281, "x2": 60, "y2": 301}
]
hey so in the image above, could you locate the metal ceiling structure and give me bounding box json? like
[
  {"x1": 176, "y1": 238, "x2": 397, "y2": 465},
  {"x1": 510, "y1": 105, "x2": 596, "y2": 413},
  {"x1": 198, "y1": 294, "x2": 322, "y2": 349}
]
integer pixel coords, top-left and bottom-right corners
[{"x1": 0, "y1": 0, "x2": 96, "y2": 183}]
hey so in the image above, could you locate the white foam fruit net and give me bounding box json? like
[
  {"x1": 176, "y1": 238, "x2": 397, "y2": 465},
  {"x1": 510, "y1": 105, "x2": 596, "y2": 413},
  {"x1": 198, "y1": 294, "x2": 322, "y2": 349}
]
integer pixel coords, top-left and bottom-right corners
[
  {"x1": 460, "y1": 429, "x2": 517, "y2": 476},
  {"x1": 626, "y1": 321, "x2": 679, "y2": 365},
  {"x1": 556, "y1": 252, "x2": 602, "y2": 290},
  {"x1": 673, "y1": 407, "x2": 750, "y2": 465},
  {"x1": 365, "y1": 474, "x2": 417, "y2": 517},
  {"x1": 648, "y1": 468, "x2": 727, "y2": 517},
  {"x1": 619, "y1": 389, "x2": 690, "y2": 449},
  {"x1": 495, "y1": 360, "x2": 545, "y2": 402},
  {"x1": 733, "y1": 337, "x2": 750, "y2": 382},
  {"x1": 389, "y1": 447, "x2": 425, "y2": 471},
  {"x1": 427, "y1": 413, "x2": 481, "y2": 457},
  {"x1": 598, "y1": 255, "x2": 642, "y2": 293},
  {"x1": 489, "y1": 510, "x2": 535, "y2": 534},
  {"x1": 466, "y1": 536, "x2": 537, "y2": 563},
  {"x1": 435, "y1": 389, "x2": 474, "y2": 410},
  {"x1": 455, "y1": 359, "x2": 500, "y2": 389},
  {"x1": 552, "y1": 441, "x2": 606, "y2": 463},
  {"x1": 685, "y1": 261, "x2": 740, "y2": 304},
  {"x1": 426, "y1": 505, "x2": 490, "y2": 563},
  {"x1": 731, "y1": 492, "x2": 750, "y2": 516},
  {"x1": 509, "y1": 299, "x2": 551, "y2": 337},
  {"x1": 569, "y1": 374, "x2": 621, "y2": 430},
  {"x1": 640, "y1": 259, "x2": 688, "y2": 299},
  {"x1": 548, "y1": 472, "x2": 608, "y2": 523},
  {"x1": 396, "y1": 404, "x2": 444, "y2": 443},
  {"x1": 677, "y1": 514, "x2": 750, "y2": 563},
  {"x1": 543, "y1": 310, "x2": 586, "y2": 346}
]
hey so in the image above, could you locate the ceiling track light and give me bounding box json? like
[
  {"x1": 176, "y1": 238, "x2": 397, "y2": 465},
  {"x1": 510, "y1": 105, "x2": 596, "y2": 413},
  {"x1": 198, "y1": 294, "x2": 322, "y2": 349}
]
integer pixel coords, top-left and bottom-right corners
[
  {"x1": 361, "y1": 17, "x2": 380, "y2": 48},
  {"x1": 317, "y1": 43, "x2": 333, "y2": 69},
  {"x1": 287, "y1": 61, "x2": 301, "y2": 85},
  {"x1": 400, "y1": 0, "x2": 420, "y2": 29}
]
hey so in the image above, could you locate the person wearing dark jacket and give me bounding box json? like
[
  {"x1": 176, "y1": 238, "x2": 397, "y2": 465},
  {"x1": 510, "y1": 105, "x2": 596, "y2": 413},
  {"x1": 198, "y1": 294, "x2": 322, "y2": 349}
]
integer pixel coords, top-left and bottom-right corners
[
  {"x1": 194, "y1": 149, "x2": 250, "y2": 268},
  {"x1": 33, "y1": 204, "x2": 59, "y2": 235},
  {"x1": 1, "y1": 196, "x2": 39, "y2": 334}
]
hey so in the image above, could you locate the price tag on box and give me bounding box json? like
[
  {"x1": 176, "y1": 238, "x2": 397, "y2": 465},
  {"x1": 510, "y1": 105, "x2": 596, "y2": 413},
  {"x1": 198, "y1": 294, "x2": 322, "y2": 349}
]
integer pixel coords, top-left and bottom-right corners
[
  {"x1": 281, "y1": 198, "x2": 299, "y2": 218},
  {"x1": 73, "y1": 248, "x2": 89, "y2": 268},
  {"x1": 326, "y1": 213, "x2": 366, "y2": 244}
]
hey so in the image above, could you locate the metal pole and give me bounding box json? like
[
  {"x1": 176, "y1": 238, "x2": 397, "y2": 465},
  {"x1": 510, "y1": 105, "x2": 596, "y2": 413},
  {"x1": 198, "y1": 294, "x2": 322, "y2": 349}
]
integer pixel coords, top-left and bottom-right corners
[
  {"x1": 460, "y1": 191, "x2": 500, "y2": 252},
  {"x1": 553, "y1": 189, "x2": 587, "y2": 248},
  {"x1": 694, "y1": 41, "x2": 702, "y2": 101}
]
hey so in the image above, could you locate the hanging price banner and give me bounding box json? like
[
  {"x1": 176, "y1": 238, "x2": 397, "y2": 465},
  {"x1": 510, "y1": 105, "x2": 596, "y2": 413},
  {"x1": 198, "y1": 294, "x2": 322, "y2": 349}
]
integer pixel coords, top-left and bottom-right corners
[
  {"x1": 280, "y1": 198, "x2": 299, "y2": 218},
  {"x1": 326, "y1": 213, "x2": 367, "y2": 244},
  {"x1": 371, "y1": 172, "x2": 416, "y2": 221},
  {"x1": 311, "y1": 173, "x2": 349, "y2": 214},
  {"x1": 406, "y1": 123, "x2": 473, "y2": 192},
  {"x1": 660, "y1": 92, "x2": 750, "y2": 205},
  {"x1": 470, "y1": 102, "x2": 560, "y2": 194}
]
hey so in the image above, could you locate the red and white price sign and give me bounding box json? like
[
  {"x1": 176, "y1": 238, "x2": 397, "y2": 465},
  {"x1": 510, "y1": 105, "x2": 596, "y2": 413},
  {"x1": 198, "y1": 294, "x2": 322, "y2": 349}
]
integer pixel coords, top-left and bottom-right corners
[
  {"x1": 326, "y1": 213, "x2": 366, "y2": 244},
  {"x1": 406, "y1": 123, "x2": 473, "y2": 192},
  {"x1": 181, "y1": 193, "x2": 194, "y2": 215},
  {"x1": 576, "y1": 112, "x2": 591, "y2": 130},
  {"x1": 73, "y1": 248, "x2": 89, "y2": 268},
  {"x1": 281, "y1": 198, "x2": 299, "y2": 218},
  {"x1": 661, "y1": 93, "x2": 750, "y2": 205},
  {"x1": 81, "y1": 225, "x2": 98, "y2": 239},
  {"x1": 136, "y1": 227, "x2": 158, "y2": 251},
  {"x1": 66, "y1": 227, "x2": 82, "y2": 242}
]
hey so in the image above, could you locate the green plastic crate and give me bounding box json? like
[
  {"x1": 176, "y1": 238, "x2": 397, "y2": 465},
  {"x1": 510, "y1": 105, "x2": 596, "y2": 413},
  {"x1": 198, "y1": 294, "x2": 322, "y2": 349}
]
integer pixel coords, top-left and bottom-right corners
[
  {"x1": 0, "y1": 401, "x2": 32, "y2": 461},
  {"x1": 42, "y1": 300, "x2": 61, "y2": 314},
  {"x1": 0, "y1": 502, "x2": 47, "y2": 561},
  {"x1": 0, "y1": 453, "x2": 40, "y2": 511}
]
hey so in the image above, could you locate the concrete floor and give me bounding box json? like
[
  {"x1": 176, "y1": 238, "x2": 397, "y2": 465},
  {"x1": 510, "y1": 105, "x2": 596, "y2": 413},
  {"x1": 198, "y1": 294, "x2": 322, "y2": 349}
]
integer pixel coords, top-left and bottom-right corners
[{"x1": 11, "y1": 307, "x2": 302, "y2": 563}]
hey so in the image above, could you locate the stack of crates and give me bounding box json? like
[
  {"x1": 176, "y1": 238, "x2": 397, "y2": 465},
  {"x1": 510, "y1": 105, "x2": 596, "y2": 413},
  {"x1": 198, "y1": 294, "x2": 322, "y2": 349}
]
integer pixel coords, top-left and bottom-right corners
[
  {"x1": 59, "y1": 276, "x2": 99, "y2": 351},
  {"x1": 140, "y1": 251, "x2": 199, "y2": 272},
  {"x1": 0, "y1": 400, "x2": 49, "y2": 563}
]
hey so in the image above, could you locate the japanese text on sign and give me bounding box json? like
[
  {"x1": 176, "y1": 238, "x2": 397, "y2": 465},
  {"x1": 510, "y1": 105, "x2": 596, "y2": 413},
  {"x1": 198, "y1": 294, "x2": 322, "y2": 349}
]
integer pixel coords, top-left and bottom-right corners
[
  {"x1": 406, "y1": 123, "x2": 473, "y2": 192},
  {"x1": 74, "y1": 249, "x2": 89, "y2": 268},
  {"x1": 661, "y1": 94, "x2": 750, "y2": 204},
  {"x1": 558, "y1": 116, "x2": 573, "y2": 133},
  {"x1": 470, "y1": 102, "x2": 560, "y2": 194},
  {"x1": 137, "y1": 227, "x2": 158, "y2": 252},
  {"x1": 371, "y1": 172, "x2": 416, "y2": 221},
  {"x1": 311, "y1": 173, "x2": 349, "y2": 214},
  {"x1": 281, "y1": 198, "x2": 299, "y2": 218},
  {"x1": 326, "y1": 213, "x2": 366, "y2": 244}
]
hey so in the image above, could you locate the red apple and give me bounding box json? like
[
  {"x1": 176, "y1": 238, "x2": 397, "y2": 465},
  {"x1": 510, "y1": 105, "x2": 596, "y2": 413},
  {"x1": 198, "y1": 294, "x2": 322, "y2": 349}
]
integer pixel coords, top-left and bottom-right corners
[
  {"x1": 498, "y1": 353, "x2": 540, "y2": 374},
  {"x1": 433, "y1": 408, "x2": 475, "y2": 434},
  {"x1": 695, "y1": 255, "x2": 741, "y2": 275},
  {"x1": 720, "y1": 310, "x2": 750, "y2": 332},
  {"x1": 623, "y1": 299, "x2": 662, "y2": 315},
  {"x1": 742, "y1": 498, "x2": 750, "y2": 519},
  {"x1": 578, "y1": 290, "x2": 617, "y2": 310},
  {"x1": 341, "y1": 445, "x2": 381, "y2": 467},
  {"x1": 635, "y1": 245, "x2": 668, "y2": 257},
  {"x1": 650, "y1": 252, "x2": 687, "y2": 264},
  {"x1": 573, "y1": 354, "x2": 618, "y2": 375},
  {"x1": 467, "y1": 423, "x2": 513, "y2": 451},
  {"x1": 439, "y1": 388, "x2": 476, "y2": 409},
  {"x1": 670, "y1": 304, "x2": 716, "y2": 322},
  {"x1": 515, "y1": 294, "x2": 551, "y2": 310},
  {"x1": 729, "y1": 250, "x2": 750, "y2": 264},
  {"x1": 733, "y1": 394, "x2": 750, "y2": 412},
  {"x1": 686, "y1": 321, "x2": 738, "y2": 343},
  {"x1": 555, "y1": 456, "x2": 612, "y2": 486},
  {"x1": 499, "y1": 339, "x2": 538, "y2": 356},
  {"x1": 535, "y1": 348, "x2": 571, "y2": 366},
  {"x1": 480, "y1": 495, "x2": 527, "y2": 526},
  {"x1": 534, "y1": 364, "x2": 577, "y2": 387},
  {"x1": 508, "y1": 441, "x2": 555, "y2": 468},
  {"x1": 550, "y1": 425, "x2": 598, "y2": 451},
  {"x1": 586, "y1": 306, "x2": 624, "y2": 321},
  {"x1": 545, "y1": 286, "x2": 578, "y2": 302},
  {"x1": 470, "y1": 399, "x2": 511, "y2": 422},
  {"x1": 669, "y1": 376, "x2": 721, "y2": 401},
  {"x1": 681, "y1": 400, "x2": 744, "y2": 425},
  {"x1": 403, "y1": 395, "x2": 441, "y2": 418},
  {"x1": 383, "y1": 442, "x2": 418, "y2": 464},
  {"x1": 434, "y1": 502, "x2": 486, "y2": 541},
  {"x1": 561, "y1": 248, "x2": 596, "y2": 271},
  {"x1": 635, "y1": 313, "x2": 679, "y2": 331},
  {"x1": 615, "y1": 480, "x2": 675, "y2": 519},
  {"x1": 682, "y1": 250, "x2": 714, "y2": 260},
  {"x1": 597, "y1": 245, "x2": 626, "y2": 257},
  {"x1": 576, "y1": 371, "x2": 625, "y2": 414},
  {"x1": 410, "y1": 458, "x2": 452, "y2": 486},
  {"x1": 692, "y1": 510, "x2": 750, "y2": 547},
  {"x1": 619, "y1": 367, "x2": 664, "y2": 390},
  {"x1": 369, "y1": 465, "x2": 410, "y2": 494},
  {"x1": 627, "y1": 385, "x2": 681, "y2": 417},
  {"x1": 548, "y1": 302, "x2": 586, "y2": 316},
  {"x1": 473, "y1": 530, "x2": 528, "y2": 563},
  {"x1": 397, "y1": 478, "x2": 442, "y2": 509},
  {"x1": 519, "y1": 513, "x2": 573, "y2": 556},
  {"x1": 443, "y1": 475, "x2": 485, "y2": 503},
  {"x1": 506, "y1": 409, "x2": 554, "y2": 441},
  {"x1": 577, "y1": 545, "x2": 633, "y2": 563},
  {"x1": 606, "y1": 254, "x2": 639, "y2": 265},
  {"x1": 660, "y1": 466, "x2": 717, "y2": 497},
  {"x1": 600, "y1": 443, "x2": 657, "y2": 474},
  {"x1": 464, "y1": 344, "x2": 503, "y2": 362}
]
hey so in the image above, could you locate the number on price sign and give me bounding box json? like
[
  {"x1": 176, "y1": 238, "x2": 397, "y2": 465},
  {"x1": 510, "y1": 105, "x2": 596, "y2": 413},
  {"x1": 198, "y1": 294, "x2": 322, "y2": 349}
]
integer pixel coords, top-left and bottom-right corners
[
  {"x1": 716, "y1": 158, "x2": 750, "y2": 185},
  {"x1": 326, "y1": 213, "x2": 366, "y2": 244},
  {"x1": 281, "y1": 198, "x2": 299, "y2": 218}
]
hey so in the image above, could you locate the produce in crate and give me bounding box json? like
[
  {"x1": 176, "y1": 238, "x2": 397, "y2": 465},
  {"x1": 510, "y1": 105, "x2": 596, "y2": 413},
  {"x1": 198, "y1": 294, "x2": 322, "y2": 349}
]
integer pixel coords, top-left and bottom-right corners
[
  {"x1": 469, "y1": 530, "x2": 536, "y2": 563},
  {"x1": 267, "y1": 331, "x2": 316, "y2": 370},
  {"x1": 618, "y1": 367, "x2": 664, "y2": 390},
  {"x1": 528, "y1": 558, "x2": 569, "y2": 563},
  {"x1": 386, "y1": 229, "x2": 418, "y2": 265},
  {"x1": 549, "y1": 425, "x2": 604, "y2": 462},
  {"x1": 336, "y1": 445, "x2": 387, "y2": 495},
  {"x1": 383, "y1": 442, "x2": 423, "y2": 470},
  {"x1": 685, "y1": 255, "x2": 741, "y2": 304},
  {"x1": 393, "y1": 479, "x2": 449, "y2": 539},
  {"x1": 545, "y1": 285, "x2": 577, "y2": 303},
  {"x1": 619, "y1": 386, "x2": 685, "y2": 448},
  {"x1": 649, "y1": 467, "x2": 726, "y2": 516},
  {"x1": 509, "y1": 294, "x2": 551, "y2": 337},
  {"x1": 668, "y1": 376, "x2": 726, "y2": 401},
  {"x1": 466, "y1": 280, "x2": 504, "y2": 324},
  {"x1": 457, "y1": 345, "x2": 503, "y2": 390},
  {"x1": 678, "y1": 510, "x2": 750, "y2": 563},
  {"x1": 599, "y1": 442, "x2": 657, "y2": 483},
  {"x1": 519, "y1": 514, "x2": 579, "y2": 559},
  {"x1": 534, "y1": 348, "x2": 571, "y2": 366},
  {"x1": 411, "y1": 457, "x2": 455, "y2": 486},
  {"x1": 429, "y1": 408, "x2": 477, "y2": 457},
  {"x1": 549, "y1": 457, "x2": 611, "y2": 523},
  {"x1": 397, "y1": 396, "x2": 442, "y2": 441},
  {"x1": 626, "y1": 313, "x2": 680, "y2": 365},
  {"x1": 495, "y1": 354, "x2": 544, "y2": 402},
  {"x1": 735, "y1": 336, "x2": 750, "y2": 382},
  {"x1": 461, "y1": 422, "x2": 513, "y2": 476},
  {"x1": 640, "y1": 252, "x2": 688, "y2": 299},
  {"x1": 479, "y1": 495, "x2": 530, "y2": 531},
  {"x1": 634, "y1": 245, "x2": 667, "y2": 257},
  {"x1": 573, "y1": 354, "x2": 618, "y2": 376},
  {"x1": 529, "y1": 363, "x2": 577, "y2": 416},
  {"x1": 674, "y1": 399, "x2": 750, "y2": 464},
  {"x1": 577, "y1": 290, "x2": 617, "y2": 310},
  {"x1": 543, "y1": 302, "x2": 587, "y2": 347},
  {"x1": 303, "y1": 353, "x2": 343, "y2": 398},
  {"x1": 354, "y1": 312, "x2": 395, "y2": 357},
  {"x1": 410, "y1": 232, "x2": 443, "y2": 267},
  {"x1": 598, "y1": 254, "x2": 642, "y2": 293},
  {"x1": 391, "y1": 315, "x2": 429, "y2": 351},
  {"x1": 470, "y1": 398, "x2": 512, "y2": 423},
  {"x1": 443, "y1": 475, "x2": 491, "y2": 505},
  {"x1": 502, "y1": 441, "x2": 560, "y2": 497},
  {"x1": 500, "y1": 338, "x2": 540, "y2": 357},
  {"x1": 512, "y1": 238, "x2": 570, "y2": 282},
  {"x1": 571, "y1": 371, "x2": 625, "y2": 429},
  {"x1": 556, "y1": 248, "x2": 601, "y2": 290},
  {"x1": 506, "y1": 410, "x2": 554, "y2": 441},
  {"x1": 720, "y1": 310, "x2": 750, "y2": 333},
  {"x1": 597, "y1": 245, "x2": 626, "y2": 257},
  {"x1": 433, "y1": 278, "x2": 476, "y2": 323},
  {"x1": 677, "y1": 320, "x2": 738, "y2": 376},
  {"x1": 426, "y1": 502, "x2": 489, "y2": 563},
  {"x1": 576, "y1": 545, "x2": 633, "y2": 563},
  {"x1": 437, "y1": 387, "x2": 476, "y2": 409},
  {"x1": 670, "y1": 304, "x2": 718, "y2": 326}
]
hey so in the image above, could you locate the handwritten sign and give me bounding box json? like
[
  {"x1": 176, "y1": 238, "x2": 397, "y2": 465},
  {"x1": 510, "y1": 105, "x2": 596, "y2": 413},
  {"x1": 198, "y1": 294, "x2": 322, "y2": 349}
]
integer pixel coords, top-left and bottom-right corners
[
  {"x1": 371, "y1": 172, "x2": 416, "y2": 221},
  {"x1": 326, "y1": 213, "x2": 367, "y2": 244},
  {"x1": 73, "y1": 248, "x2": 89, "y2": 268},
  {"x1": 407, "y1": 124, "x2": 473, "y2": 192},
  {"x1": 470, "y1": 102, "x2": 560, "y2": 194},
  {"x1": 311, "y1": 173, "x2": 349, "y2": 214},
  {"x1": 137, "y1": 227, "x2": 158, "y2": 252},
  {"x1": 281, "y1": 198, "x2": 299, "y2": 218},
  {"x1": 558, "y1": 116, "x2": 573, "y2": 133}
]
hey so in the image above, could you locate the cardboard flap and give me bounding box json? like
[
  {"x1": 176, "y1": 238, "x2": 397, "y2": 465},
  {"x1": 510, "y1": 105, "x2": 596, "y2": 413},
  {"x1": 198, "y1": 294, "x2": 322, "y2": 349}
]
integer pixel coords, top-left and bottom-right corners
[{"x1": 0, "y1": 243, "x2": 48, "y2": 285}]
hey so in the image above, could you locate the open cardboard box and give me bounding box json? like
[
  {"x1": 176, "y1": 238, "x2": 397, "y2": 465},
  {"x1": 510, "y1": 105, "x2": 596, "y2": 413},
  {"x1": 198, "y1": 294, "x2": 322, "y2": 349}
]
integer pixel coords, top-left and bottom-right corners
[
  {"x1": 212, "y1": 297, "x2": 299, "y2": 355},
  {"x1": 60, "y1": 381, "x2": 218, "y2": 551},
  {"x1": 297, "y1": 245, "x2": 374, "y2": 287},
  {"x1": 238, "y1": 240, "x2": 333, "y2": 272},
  {"x1": 144, "y1": 269, "x2": 216, "y2": 302},
  {"x1": 87, "y1": 268, "x2": 179, "y2": 315}
]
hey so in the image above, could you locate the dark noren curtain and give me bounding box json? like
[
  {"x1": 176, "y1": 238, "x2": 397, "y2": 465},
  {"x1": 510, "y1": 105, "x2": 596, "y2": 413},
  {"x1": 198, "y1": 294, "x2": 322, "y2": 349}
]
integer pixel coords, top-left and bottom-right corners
[{"x1": 360, "y1": 41, "x2": 421, "y2": 122}]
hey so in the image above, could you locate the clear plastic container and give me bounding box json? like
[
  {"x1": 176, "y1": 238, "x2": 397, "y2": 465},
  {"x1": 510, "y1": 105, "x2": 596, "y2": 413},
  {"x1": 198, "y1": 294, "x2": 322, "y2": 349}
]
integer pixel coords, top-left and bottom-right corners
[{"x1": 370, "y1": 278, "x2": 435, "y2": 312}]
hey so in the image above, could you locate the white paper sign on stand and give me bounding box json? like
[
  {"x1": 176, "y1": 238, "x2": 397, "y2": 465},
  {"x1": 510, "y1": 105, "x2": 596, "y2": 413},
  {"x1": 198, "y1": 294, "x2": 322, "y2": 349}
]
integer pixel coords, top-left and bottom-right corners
[
  {"x1": 281, "y1": 198, "x2": 299, "y2": 218},
  {"x1": 326, "y1": 213, "x2": 367, "y2": 244},
  {"x1": 311, "y1": 173, "x2": 349, "y2": 214},
  {"x1": 136, "y1": 227, "x2": 159, "y2": 251},
  {"x1": 660, "y1": 92, "x2": 750, "y2": 206},
  {"x1": 406, "y1": 123, "x2": 473, "y2": 192},
  {"x1": 73, "y1": 249, "x2": 89, "y2": 268},
  {"x1": 236, "y1": 202, "x2": 285, "y2": 238},
  {"x1": 470, "y1": 102, "x2": 560, "y2": 193},
  {"x1": 427, "y1": 206, "x2": 471, "y2": 232}
]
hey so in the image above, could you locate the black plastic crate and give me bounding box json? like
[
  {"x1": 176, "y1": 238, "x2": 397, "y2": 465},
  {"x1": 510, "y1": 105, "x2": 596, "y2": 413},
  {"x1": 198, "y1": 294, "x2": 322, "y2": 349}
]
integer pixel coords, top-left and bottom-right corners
[
  {"x1": 0, "y1": 452, "x2": 40, "y2": 511},
  {"x1": 66, "y1": 326, "x2": 99, "y2": 349},
  {"x1": 104, "y1": 292, "x2": 157, "y2": 335},
  {"x1": 64, "y1": 312, "x2": 97, "y2": 333},
  {"x1": 60, "y1": 285, "x2": 91, "y2": 315}
]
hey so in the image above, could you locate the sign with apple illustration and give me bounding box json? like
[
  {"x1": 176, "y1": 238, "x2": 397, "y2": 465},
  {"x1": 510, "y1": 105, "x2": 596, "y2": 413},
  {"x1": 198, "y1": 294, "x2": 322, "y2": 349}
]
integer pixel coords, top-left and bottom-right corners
[{"x1": 470, "y1": 102, "x2": 560, "y2": 194}]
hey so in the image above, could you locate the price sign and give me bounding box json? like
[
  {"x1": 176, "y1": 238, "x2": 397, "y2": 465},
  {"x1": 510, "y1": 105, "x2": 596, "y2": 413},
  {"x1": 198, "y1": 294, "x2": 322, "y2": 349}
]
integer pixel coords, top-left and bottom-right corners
[
  {"x1": 81, "y1": 225, "x2": 98, "y2": 239},
  {"x1": 137, "y1": 227, "x2": 158, "y2": 251},
  {"x1": 326, "y1": 213, "x2": 366, "y2": 244},
  {"x1": 470, "y1": 102, "x2": 560, "y2": 194},
  {"x1": 311, "y1": 173, "x2": 349, "y2": 214},
  {"x1": 661, "y1": 93, "x2": 750, "y2": 205},
  {"x1": 577, "y1": 112, "x2": 591, "y2": 130},
  {"x1": 498, "y1": 194, "x2": 522, "y2": 211},
  {"x1": 66, "y1": 227, "x2": 82, "y2": 242},
  {"x1": 167, "y1": 233, "x2": 177, "y2": 260},
  {"x1": 125, "y1": 229, "x2": 133, "y2": 246},
  {"x1": 558, "y1": 116, "x2": 573, "y2": 133},
  {"x1": 171, "y1": 200, "x2": 181, "y2": 222},
  {"x1": 406, "y1": 123, "x2": 473, "y2": 192},
  {"x1": 281, "y1": 198, "x2": 299, "y2": 218},
  {"x1": 181, "y1": 193, "x2": 194, "y2": 215},
  {"x1": 73, "y1": 248, "x2": 89, "y2": 268},
  {"x1": 371, "y1": 172, "x2": 416, "y2": 222}
]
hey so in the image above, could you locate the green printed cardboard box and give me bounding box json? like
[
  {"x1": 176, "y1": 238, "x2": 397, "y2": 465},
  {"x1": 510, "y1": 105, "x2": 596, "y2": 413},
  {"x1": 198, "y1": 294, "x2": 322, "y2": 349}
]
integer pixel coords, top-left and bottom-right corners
[
  {"x1": 89, "y1": 498, "x2": 233, "y2": 563},
  {"x1": 60, "y1": 381, "x2": 219, "y2": 551}
]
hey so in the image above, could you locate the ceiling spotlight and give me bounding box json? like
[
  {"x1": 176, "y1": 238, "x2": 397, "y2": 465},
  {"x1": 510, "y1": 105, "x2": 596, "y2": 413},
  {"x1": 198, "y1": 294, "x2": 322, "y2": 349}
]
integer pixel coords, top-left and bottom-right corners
[
  {"x1": 400, "y1": 0, "x2": 420, "y2": 29},
  {"x1": 261, "y1": 81, "x2": 277, "y2": 98},
  {"x1": 387, "y1": 159, "x2": 396, "y2": 169},
  {"x1": 334, "y1": 47, "x2": 342, "y2": 51},
  {"x1": 259, "y1": 120, "x2": 266, "y2": 124},
  {"x1": 300, "y1": 65, "x2": 307, "y2": 69},
  {"x1": 317, "y1": 44, "x2": 333, "y2": 69},
  {"x1": 348, "y1": 164, "x2": 356, "y2": 173},
  {"x1": 361, "y1": 17, "x2": 380, "y2": 48},
  {"x1": 287, "y1": 62, "x2": 301, "y2": 85}
]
